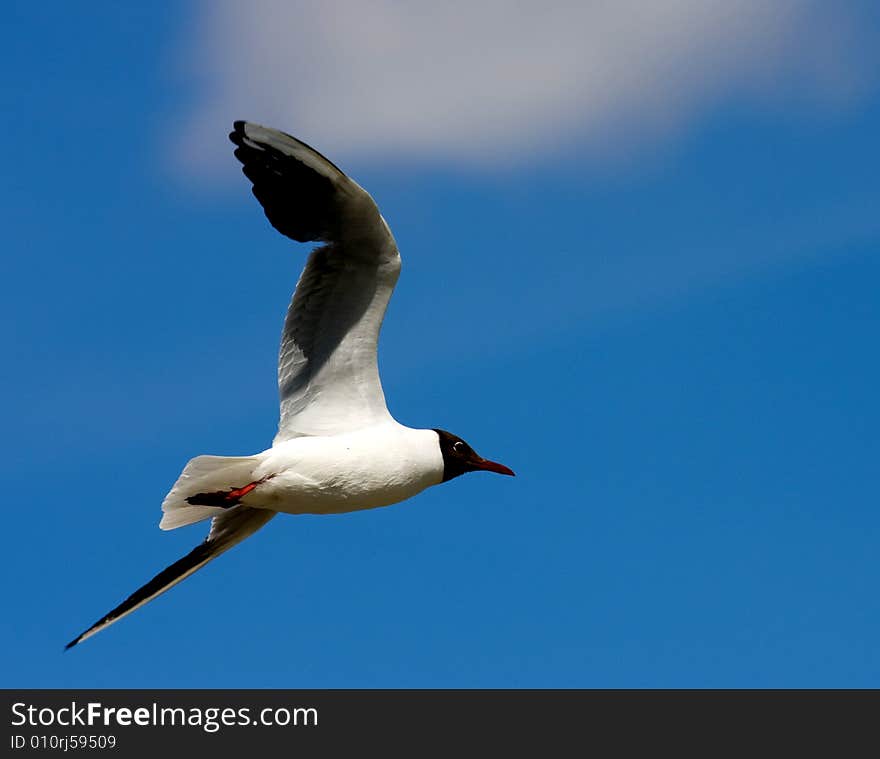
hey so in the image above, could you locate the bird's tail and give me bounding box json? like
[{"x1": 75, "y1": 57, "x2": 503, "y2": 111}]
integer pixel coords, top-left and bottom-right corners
[
  {"x1": 65, "y1": 506, "x2": 275, "y2": 649},
  {"x1": 159, "y1": 454, "x2": 263, "y2": 530}
]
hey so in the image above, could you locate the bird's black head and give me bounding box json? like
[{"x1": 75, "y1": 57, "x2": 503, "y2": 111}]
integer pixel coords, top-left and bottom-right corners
[{"x1": 434, "y1": 429, "x2": 515, "y2": 482}]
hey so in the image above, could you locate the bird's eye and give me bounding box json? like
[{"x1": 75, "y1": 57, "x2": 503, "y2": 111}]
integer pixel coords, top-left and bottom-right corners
[{"x1": 452, "y1": 441, "x2": 465, "y2": 454}]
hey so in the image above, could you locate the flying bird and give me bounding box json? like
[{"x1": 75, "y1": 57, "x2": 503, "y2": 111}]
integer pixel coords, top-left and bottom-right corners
[{"x1": 66, "y1": 121, "x2": 514, "y2": 649}]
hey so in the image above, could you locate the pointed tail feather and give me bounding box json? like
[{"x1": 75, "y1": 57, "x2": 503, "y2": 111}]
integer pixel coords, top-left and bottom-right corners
[{"x1": 65, "y1": 506, "x2": 275, "y2": 649}]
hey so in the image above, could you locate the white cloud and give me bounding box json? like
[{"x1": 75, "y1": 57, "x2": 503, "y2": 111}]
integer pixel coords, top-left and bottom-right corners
[{"x1": 175, "y1": 0, "x2": 873, "y2": 175}]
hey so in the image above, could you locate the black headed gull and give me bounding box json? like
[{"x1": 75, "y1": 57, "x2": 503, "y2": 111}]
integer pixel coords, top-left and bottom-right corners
[{"x1": 66, "y1": 121, "x2": 514, "y2": 649}]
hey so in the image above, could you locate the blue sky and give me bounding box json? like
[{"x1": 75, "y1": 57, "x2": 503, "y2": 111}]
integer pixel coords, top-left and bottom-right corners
[{"x1": 3, "y1": 1, "x2": 879, "y2": 687}]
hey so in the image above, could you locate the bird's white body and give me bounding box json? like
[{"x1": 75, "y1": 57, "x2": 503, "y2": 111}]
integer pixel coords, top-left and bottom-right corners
[{"x1": 251, "y1": 424, "x2": 444, "y2": 515}]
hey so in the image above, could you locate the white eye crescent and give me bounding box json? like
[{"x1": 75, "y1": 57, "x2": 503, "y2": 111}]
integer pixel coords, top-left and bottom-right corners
[{"x1": 453, "y1": 441, "x2": 465, "y2": 453}]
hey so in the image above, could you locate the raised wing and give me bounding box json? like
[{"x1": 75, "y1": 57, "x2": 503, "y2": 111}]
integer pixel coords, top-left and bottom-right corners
[{"x1": 229, "y1": 122, "x2": 401, "y2": 441}]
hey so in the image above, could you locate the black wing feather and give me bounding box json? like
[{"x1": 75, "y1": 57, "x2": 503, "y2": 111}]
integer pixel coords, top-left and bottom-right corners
[{"x1": 229, "y1": 122, "x2": 339, "y2": 243}]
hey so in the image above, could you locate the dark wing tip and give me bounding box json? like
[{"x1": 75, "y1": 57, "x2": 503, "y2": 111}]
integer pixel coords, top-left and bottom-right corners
[
  {"x1": 64, "y1": 611, "x2": 116, "y2": 652},
  {"x1": 227, "y1": 121, "x2": 338, "y2": 244},
  {"x1": 63, "y1": 541, "x2": 214, "y2": 651},
  {"x1": 230, "y1": 120, "x2": 248, "y2": 145}
]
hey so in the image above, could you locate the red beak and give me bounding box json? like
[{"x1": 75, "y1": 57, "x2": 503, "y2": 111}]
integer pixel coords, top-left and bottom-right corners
[{"x1": 472, "y1": 457, "x2": 516, "y2": 476}]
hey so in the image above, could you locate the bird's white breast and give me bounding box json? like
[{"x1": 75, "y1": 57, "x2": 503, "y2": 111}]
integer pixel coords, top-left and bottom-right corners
[{"x1": 247, "y1": 424, "x2": 444, "y2": 515}]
